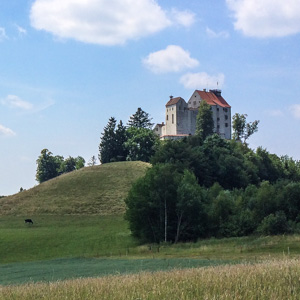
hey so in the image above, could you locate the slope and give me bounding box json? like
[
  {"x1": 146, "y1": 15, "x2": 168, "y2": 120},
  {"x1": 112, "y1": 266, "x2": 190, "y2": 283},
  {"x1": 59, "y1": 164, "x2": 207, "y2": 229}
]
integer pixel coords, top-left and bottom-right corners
[{"x1": 0, "y1": 161, "x2": 150, "y2": 216}]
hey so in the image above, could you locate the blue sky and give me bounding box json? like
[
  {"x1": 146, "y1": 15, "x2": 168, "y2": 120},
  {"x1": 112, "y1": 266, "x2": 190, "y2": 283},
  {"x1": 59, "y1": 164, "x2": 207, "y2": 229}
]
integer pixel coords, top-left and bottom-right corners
[{"x1": 1, "y1": 0, "x2": 300, "y2": 196}]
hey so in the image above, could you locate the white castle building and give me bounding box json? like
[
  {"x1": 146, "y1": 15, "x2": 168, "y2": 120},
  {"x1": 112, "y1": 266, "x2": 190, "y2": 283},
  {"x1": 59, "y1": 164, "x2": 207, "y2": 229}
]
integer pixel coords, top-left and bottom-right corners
[{"x1": 154, "y1": 89, "x2": 231, "y2": 140}]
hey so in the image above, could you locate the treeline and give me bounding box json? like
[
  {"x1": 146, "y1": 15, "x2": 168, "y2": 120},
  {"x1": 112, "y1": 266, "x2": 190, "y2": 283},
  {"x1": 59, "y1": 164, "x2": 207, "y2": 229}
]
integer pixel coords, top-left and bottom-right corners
[
  {"x1": 125, "y1": 134, "x2": 300, "y2": 243},
  {"x1": 99, "y1": 107, "x2": 158, "y2": 163},
  {"x1": 36, "y1": 149, "x2": 85, "y2": 183}
]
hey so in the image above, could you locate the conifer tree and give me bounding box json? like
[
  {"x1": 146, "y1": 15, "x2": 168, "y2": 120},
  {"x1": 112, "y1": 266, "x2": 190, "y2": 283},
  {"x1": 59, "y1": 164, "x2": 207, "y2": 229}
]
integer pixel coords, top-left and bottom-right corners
[
  {"x1": 98, "y1": 117, "x2": 117, "y2": 164},
  {"x1": 115, "y1": 120, "x2": 128, "y2": 161},
  {"x1": 127, "y1": 107, "x2": 153, "y2": 129}
]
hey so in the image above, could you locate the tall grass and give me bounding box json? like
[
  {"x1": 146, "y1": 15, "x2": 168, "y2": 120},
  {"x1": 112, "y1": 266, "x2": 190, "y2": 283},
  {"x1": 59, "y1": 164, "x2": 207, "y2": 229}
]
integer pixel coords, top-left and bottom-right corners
[{"x1": 1, "y1": 259, "x2": 299, "y2": 299}]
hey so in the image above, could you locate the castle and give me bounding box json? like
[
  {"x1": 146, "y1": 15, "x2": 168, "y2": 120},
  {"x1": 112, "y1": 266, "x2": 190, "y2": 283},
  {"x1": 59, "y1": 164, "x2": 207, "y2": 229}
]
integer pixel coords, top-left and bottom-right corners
[{"x1": 154, "y1": 89, "x2": 231, "y2": 140}]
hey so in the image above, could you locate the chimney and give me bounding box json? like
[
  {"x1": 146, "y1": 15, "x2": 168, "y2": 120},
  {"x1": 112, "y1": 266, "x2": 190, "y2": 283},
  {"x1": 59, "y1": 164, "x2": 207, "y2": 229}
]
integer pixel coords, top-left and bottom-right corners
[{"x1": 169, "y1": 95, "x2": 173, "y2": 99}]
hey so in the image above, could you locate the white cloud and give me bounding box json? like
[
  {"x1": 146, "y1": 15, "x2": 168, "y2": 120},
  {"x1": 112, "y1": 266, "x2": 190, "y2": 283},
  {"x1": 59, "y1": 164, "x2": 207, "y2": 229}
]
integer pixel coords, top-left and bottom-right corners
[
  {"x1": 0, "y1": 124, "x2": 16, "y2": 137},
  {"x1": 0, "y1": 27, "x2": 7, "y2": 41},
  {"x1": 30, "y1": 0, "x2": 182, "y2": 45},
  {"x1": 180, "y1": 72, "x2": 225, "y2": 89},
  {"x1": 290, "y1": 104, "x2": 300, "y2": 119},
  {"x1": 171, "y1": 8, "x2": 196, "y2": 28},
  {"x1": 1, "y1": 95, "x2": 33, "y2": 110},
  {"x1": 206, "y1": 27, "x2": 229, "y2": 39},
  {"x1": 143, "y1": 45, "x2": 199, "y2": 74},
  {"x1": 226, "y1": 0, "x2": 300, "y2": 38}
]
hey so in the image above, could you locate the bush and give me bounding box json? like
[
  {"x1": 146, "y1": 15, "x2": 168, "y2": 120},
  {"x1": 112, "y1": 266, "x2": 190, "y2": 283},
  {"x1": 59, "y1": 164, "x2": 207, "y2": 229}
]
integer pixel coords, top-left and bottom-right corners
[{"x1": 257, "y1": 211, "x2": 288, "y2": 235}]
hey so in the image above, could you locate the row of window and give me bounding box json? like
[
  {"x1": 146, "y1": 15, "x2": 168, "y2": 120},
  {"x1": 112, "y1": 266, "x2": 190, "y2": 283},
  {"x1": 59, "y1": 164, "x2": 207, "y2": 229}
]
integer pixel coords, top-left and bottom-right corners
[{"x1": 217, "y1": 115, "x2": 229, "y2": 121}]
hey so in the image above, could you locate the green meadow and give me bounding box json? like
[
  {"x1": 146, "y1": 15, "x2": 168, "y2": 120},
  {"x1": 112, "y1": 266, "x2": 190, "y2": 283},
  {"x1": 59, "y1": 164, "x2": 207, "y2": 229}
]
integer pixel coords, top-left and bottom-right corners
[{"x1": 1, "y1": 162, "x2": 300, "y2": 298}]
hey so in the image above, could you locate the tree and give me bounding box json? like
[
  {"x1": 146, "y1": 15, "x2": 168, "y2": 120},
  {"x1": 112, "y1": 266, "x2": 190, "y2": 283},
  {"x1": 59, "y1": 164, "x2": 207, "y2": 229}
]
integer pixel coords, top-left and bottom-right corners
[
  {"x1": 125, "y1": 127, "x2": 158, "y2": 162},
  {"x1": 99, "y1": 117, "x2": 117, "y2": 164},
  {"x1": 127, "y1": 107, "x2": 153, "y2": 129},
  {"x1": 36, "y1": 149, "x2": 61, "y2": 183},
  {"x1": 88, "y1": 155, "x2": 97, "y2": 166},
  {"x1": 195, "y1": 101, "x2": 214, "y2": 140},
  {"x1": 232, "y1": 113, "x2": 259, "y2": 144},
  {"x1": 75, "y1": 156, "x2": 85, "y2": 169},
  {"x1": 125, "y1": 164, "x2": 180, "y2": 243},
  {"x1": 114, "y1": 120, "x2": 128, "y2": 161},
  {"x1": 175, "y1": 170, "x2": 206, "y2": 243}
]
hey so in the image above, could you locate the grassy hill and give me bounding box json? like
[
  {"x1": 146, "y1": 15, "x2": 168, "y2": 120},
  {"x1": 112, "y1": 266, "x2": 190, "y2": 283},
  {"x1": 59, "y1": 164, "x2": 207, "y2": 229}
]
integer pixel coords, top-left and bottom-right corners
[{"x1": 0, "y1": 161, "x2": 150, "y2": 216}]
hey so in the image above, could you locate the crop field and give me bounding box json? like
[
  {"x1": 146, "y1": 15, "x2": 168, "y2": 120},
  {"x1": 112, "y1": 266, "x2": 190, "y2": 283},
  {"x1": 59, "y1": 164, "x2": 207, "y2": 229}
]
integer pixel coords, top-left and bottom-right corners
[
  {"x1": 1, "y1": 259, "x2": 300, "y2": 299},
  {"x1": 0, "y1": 257, "x2": 233, "y2": 286}
]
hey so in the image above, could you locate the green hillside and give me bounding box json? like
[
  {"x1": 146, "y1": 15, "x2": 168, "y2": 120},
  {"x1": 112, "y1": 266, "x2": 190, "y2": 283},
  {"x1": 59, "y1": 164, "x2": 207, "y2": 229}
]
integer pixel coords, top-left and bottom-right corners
[{"x1": 0, "y1": 161, "x2": 150, "y2": 216}]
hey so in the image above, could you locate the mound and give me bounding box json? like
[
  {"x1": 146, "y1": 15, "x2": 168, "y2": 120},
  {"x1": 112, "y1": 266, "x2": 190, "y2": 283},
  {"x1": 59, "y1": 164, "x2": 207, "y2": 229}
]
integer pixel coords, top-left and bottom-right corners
[{"x1": 0, "y1": 161, "x2": 149, "y2": 216}]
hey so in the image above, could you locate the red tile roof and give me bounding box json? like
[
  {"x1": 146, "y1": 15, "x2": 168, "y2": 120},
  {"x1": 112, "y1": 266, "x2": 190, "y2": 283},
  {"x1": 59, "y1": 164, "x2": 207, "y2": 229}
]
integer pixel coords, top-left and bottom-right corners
[
  {"x1": 196, "y1": 90, "x2": 231, "y2": 108},
  {"x1": 166, "y1": 97, "x2": 185, "y2": 107}
]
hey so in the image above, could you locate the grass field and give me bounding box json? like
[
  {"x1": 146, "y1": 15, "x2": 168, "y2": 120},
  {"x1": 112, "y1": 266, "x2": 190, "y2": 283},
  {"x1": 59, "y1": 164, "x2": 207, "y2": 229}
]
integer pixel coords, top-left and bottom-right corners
[
  {"x1": 0, "y1": 257, "x2": 233, "y2": 286},
  {"x1": 1, "y1": 161, "x2": 300, "y2": 296},
  {"x1": 1, "y1": 214, "x2": 300, "y2": 287},
  {"x1": 0, "y1": 161, "x2": 149, "y2": 215},
  {"x1": 1, "y1": 259, "x2": 300, "y2": 299}
]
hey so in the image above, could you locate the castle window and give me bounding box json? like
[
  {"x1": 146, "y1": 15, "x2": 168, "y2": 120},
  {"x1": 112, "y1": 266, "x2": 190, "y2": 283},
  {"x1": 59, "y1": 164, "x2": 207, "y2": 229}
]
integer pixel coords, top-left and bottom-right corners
[
  {"x1": 225, "y1": 115, "x2": 228, "y2": 120},
  {"x1": 172, "y1": 114, "x2": 174, "y2": 124},
  {"x1": 217, "y1": 107, "x2": 219, "y2": 111},
  {"x1": 217, "y1": 117, "x2": 220, "y2": 121},
  {"x1": 225, "y1": 123, "x2": 228, "y2": 127},
  {"x1": 223, "y1": 108, "x2": 228, "y2": 112},
  {"x1": 166, "y1": 115, "x2": 168, "y2": 121},
  {"x1": 193, "y1": 101, "x2": 196, "y2": 106}
]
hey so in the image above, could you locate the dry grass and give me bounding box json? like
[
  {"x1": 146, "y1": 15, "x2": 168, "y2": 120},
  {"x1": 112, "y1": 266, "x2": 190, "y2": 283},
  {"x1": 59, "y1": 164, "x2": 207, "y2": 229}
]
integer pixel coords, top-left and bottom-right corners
[
  {"x1": 1, "y1": 259, "x2": 300, "y2": 299},
  {"x1": 0, "y1": 161, "x2": 149, "y2": 216}
]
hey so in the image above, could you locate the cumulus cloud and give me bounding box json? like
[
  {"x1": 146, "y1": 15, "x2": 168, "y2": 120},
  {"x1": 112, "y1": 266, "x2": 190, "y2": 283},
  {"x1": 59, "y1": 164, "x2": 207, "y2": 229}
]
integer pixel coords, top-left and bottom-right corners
[
  {"x1": 290, "y1": 104, "x2": 300, "y2": 119},
  {"x1": 226, "y1": 0, "x2": 300, "y2": 37},
  {"x1": 0, "y1": 27, "x2": 7, "y2": 41},
  {"x1": 0, "y1": 124, "x2": 16, "y2": 137},
  {"x1": 30, "y1": 0, "x2": 192, "y2": 45},
  {"x1": 1, "y1": 95, "x2": 33, "y2": 110},
  {"x1": 206, "y1": 27, "x2": 229, "y2": 39},
  {"x1": 171, "y1": 8, "x2": 196, "y2": 28},
  {"x1": 143, "y1": 45, "x2": 199, "y2": 74},
  {"x1": 180, "y1": 72, "x2": 225, "y2": 89}
]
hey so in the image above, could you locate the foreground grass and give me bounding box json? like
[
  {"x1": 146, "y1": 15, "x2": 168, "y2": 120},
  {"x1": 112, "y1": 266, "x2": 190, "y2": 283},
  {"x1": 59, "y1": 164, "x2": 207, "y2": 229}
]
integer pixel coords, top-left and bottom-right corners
[
  {"x1": 1, "y1": 259, "x2": 300, "y2": 299},
  {"x1": 0, "y1": 161, "x2": 149, "y2": 215}
]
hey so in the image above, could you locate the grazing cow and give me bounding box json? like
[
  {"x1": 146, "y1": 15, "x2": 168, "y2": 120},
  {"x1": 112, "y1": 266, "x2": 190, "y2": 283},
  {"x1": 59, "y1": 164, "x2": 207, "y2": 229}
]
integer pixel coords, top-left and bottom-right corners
[{"x1": 25, "y1": 219, "x2": 33, "y2": 224}]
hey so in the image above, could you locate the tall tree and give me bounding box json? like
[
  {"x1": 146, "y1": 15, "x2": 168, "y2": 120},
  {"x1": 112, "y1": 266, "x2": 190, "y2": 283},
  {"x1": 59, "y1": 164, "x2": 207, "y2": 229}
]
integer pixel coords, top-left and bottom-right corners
[
  {"x1": 98, "y1": 117, "x2": 117, "y2": 164},
  {"x1": 125, "y1": 127, "x2": 158, "y2": 162},
  {"x1": 36, "y1": 149, "x2": 60, "y2": 183},
  {"x1": 232, "y1": 113, "x2": 259, "y2": 144},
  {"x1": 114, "y1": 120, "x2": 128, "y2": 161},
  {"x1": 127, "y1": 107, "x2": 153, "y2": 129},
  {"x1": 195, "y1": 101, "x2": 214, "y2": 140}
]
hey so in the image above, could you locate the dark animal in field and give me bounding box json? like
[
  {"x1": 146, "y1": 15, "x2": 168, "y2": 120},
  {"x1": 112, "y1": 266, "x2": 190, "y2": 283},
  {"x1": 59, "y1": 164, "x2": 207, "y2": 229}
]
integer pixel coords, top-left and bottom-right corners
[{"x1": 25, "y1": 219, "x2": 33, "y2": 224}]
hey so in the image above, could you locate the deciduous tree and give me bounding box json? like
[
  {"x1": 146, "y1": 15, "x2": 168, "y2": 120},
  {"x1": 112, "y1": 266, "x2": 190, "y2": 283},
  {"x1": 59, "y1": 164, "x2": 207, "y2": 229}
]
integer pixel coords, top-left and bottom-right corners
[
  {"x1": 195, "y1": 101, "x2": 214, "y2": 140},
  {"x1": 232, "y1": 113, "x2": 259, "y2": 144}
]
